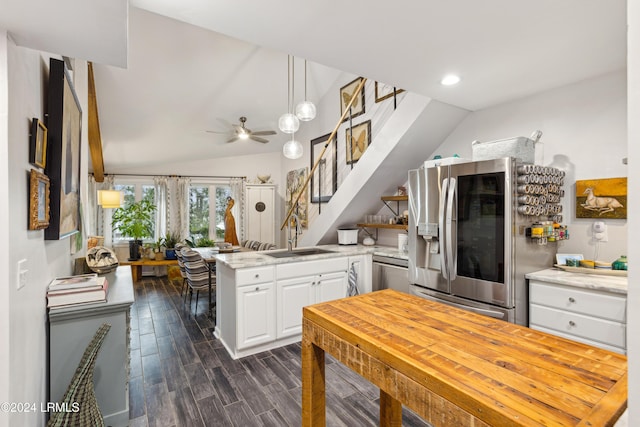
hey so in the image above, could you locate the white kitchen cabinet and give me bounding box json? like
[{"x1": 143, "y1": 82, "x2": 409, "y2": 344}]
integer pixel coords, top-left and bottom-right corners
[
  {"x1": 276, "y1": 270, "x2": 347, "y2": 338},
  {"x1": 236, "y1": 281, "x2": 276, "y2": 349},
  {"x1": 245, "y1": 184, "x2": 276, "y2": 244},
  {"x1": 276, "y1": 258, "x2": 348, "y2": 339},
  {"x1": 529, "y1": 280, "x2": 627, "y2": 354}
]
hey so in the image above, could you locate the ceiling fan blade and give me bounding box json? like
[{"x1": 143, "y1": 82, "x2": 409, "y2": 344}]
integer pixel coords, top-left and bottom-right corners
[
  {"x1": 226, "y1": 136, "x2": 239, "y2": 143},
  {"x1": 206, "y1": 130, "x2": 229, "y2": 134},
  {"x1": 250, "y1": 136, "x2": 269, "y2": 144},
  {"x1": 251, "y1": 130, "x2": 277, "y2": 136}
]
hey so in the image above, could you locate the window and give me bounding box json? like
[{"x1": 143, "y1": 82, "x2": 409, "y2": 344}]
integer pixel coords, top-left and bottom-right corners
[
  {"x1": 112, "y1": 180, "x2": 156, "y2": 242},
  {"x1": 189, "y1": 184, "x2": 231, "y2": 241}
]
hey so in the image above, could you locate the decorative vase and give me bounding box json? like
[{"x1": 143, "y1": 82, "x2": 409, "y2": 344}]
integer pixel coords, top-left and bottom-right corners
[
  {"x1": 612, "y1": 255, "x2": 628, "y2": 270},
  {"x1": 154, "y1": 252, "x2": 164, "y2": 261},
  {"x1": 165, "y1": 248, "x2": 177, "y2": 260}
]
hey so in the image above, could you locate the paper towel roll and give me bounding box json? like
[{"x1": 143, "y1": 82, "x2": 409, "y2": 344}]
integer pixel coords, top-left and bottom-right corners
[{"x1": 398, "y1": 233, "x2": 408, "y2": 252}]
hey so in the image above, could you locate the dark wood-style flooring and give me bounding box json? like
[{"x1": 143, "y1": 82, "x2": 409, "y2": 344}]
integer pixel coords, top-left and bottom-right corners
[{"x1": 128, "y1": 275, "x2": 431, "y2": 426}]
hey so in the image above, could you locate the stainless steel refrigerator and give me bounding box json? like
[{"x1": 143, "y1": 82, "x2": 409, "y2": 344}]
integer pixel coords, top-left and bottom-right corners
[{"x1": 408, "y1": 157, "x2": 556, "y2": 325}]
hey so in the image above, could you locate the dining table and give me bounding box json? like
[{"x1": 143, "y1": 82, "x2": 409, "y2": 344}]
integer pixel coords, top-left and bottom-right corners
[
  {"x1": 302, "y1": 289, "x2": 628, "y2": 426},
  {"x1": 198, "y1": 246, "x2": 249, "y2": 318}
]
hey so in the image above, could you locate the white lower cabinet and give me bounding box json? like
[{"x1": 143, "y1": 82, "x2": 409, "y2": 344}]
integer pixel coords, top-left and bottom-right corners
[
  {"x1": 276, "y1": 270, "x2": 348, "y2": 338},
  {"x1": 236, "y1": 281, "x2": 276, "y2": 350},
  {"x1": 529, "y1": 280, "x2": 627, "y2": 354}
]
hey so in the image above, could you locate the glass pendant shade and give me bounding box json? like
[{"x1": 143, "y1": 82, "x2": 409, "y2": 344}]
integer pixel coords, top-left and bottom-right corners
[
  {"x1": 282, "y1": 137, "x2": 303, "y2": 159},
  {"x1": 278, "y1": 112, "x2": 300, "y2": 134},
  {"x1": 295, "y1": 100, "x2": 316, "y2": 121},
  {"x1": 97, "y1": 190, "x2": 122, "y2": 208}
]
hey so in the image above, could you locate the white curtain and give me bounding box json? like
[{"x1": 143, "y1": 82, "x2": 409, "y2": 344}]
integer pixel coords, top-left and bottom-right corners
[
  {"x1": 175, "y1": 177, "x2": 191, "y2": 241},
  {"x1": 230, "y1": 177, "x2": 246, "y2": 242},
  {"x1": 154, "y1": 176, "x2": 168, "y2": 240},
  {"x1": 88, "y1": 174, "x2": 115, "y2": 246}
]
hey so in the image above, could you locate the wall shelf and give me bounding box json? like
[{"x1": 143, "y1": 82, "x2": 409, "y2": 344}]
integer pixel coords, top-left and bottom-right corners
[
  {"x1": 356, "y1": 223, "x2": 408, "y2": 230},
  {"x1": 381, "y1": 195, "x2": 408, "y2": 216}
]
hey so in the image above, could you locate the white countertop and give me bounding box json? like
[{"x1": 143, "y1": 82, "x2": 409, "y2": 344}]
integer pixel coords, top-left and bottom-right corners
[
  {"x1": 214, "y1": 244, "x2": 407, "y2": 269},
  {"x1": 525, "y1": 268, "x2": 627, "y2": 295}
]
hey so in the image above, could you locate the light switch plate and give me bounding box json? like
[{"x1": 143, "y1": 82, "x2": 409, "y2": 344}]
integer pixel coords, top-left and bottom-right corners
[{"x1": 17, "y1": 259, "x2": 27, "y2": 290}]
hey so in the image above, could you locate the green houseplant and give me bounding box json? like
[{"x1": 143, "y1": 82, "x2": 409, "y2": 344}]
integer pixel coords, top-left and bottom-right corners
[
  {"x1": 111, "y1": 198, "x2": 156, "y2": 260},
  {"x1": 163, "y1": 231, "x2": 180, "y2": 260}
]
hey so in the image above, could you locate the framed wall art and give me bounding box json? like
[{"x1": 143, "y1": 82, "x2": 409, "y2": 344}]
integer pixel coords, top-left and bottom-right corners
[
  {"x1": 340, "y1": 77, "x2": 365, "y2": 121},
  {"x1": 286, "y1": 167, "x2": 308, "y2": 228},
  {"x1": 575, "y1": 177, "x2": 627, "y2": 219},
  {"x1": 29, "y1": 118, "x2": 48, "y2": 168},
  {"x1": 29, "y1": 169, "x2": 50, "y2": 230},
  {"x1": 310, "y1": 133, "x2": 337, "y2": 204},
  {"x1": 346, "y1": 120, "x2": 371, "y2": 165},
  {"x1": 375, "y1": 82, "x2": 405, "y2": 103},
  {"x1": 44, "y1": 58, "x2": 82, "y2": 240}
]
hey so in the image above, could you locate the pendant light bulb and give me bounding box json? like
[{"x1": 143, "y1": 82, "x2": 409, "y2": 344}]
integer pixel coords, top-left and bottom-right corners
[
  {"x1": 295, "y1": 59, "x2": 316, "y2": 121},
  {"x1": 278, "y1": 113, "x2": 300, "y2": 134},
  {"x1": 295, "y1": 101, "x2": 316, "y2": 122},
  {"x1": 283, "y1": 136, "x2": 303, "y2": 159}
]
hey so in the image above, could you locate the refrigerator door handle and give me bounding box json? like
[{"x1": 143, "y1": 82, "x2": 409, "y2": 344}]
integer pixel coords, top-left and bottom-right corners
[
  {"x1": 439, "y1": 177, "x2": 449, "y2": 279},
  {"x1": 446, "y1": 177, "x2": 456, "y2": 280}
]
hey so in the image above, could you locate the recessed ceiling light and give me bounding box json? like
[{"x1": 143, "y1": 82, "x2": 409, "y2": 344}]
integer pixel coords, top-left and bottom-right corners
[{"x1": 441, "y1": 74, "x2": 461, "y2": 86}]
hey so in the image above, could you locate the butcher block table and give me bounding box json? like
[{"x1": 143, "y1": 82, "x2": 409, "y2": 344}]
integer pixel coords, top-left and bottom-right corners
[{"x1": 302, "y1": 289, "x2": 627, "y2": 427}]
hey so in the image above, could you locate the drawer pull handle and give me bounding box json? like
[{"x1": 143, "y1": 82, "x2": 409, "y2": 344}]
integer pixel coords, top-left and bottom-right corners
[
  {"x1": 569, "y1": 320, "x2": 576, "y2": 327},
  {"x1": 255, "y1": 274, "x2": 260, "y2": 278},
  {"x1": 255, "y1": 287, "x2": 259, "y2": 292},
  {"x1": 568, "y1": 297, "x2": 576, "y2": 303}
]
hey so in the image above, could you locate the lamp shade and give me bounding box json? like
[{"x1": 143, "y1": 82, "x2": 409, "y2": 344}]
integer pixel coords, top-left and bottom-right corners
[
  {"x1": 295, "y1": 100, "x2": 316, "y2": 121},
  {"x1": 97, "y1": 190, "x2": 122, "y2": 208},
  {"x1": 282, "y1": 138, "x2": 303, "y2": 159},
  {"x1": 278, "y1": 113, "x2": 300, "y2": 134}
]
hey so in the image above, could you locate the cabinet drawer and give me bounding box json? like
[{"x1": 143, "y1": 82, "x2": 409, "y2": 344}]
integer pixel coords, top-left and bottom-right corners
[
  {"x1": 236, "y1": 266, "x2": 275, "y2": 286},
  {"x1": 529, "y1": 281, "x2": 626, "y2": 322},
  {"x1": 530, "y1": 304, "x2": 626, "y2": 349},
  {"x1": 277, "y1": 257, "x2": 348, "y2": 279}
]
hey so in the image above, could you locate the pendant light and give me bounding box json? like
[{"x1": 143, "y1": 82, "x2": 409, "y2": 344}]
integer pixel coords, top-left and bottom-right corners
[
  {"x1": 278, "y1": 55, "x2": 300, "y2": 134},
  {"x1": 295, "y1": 60, "x2": 316, "y2": 121},
  {"x1": 283, "y1": 131, "x2": 303, "y2": 159}
]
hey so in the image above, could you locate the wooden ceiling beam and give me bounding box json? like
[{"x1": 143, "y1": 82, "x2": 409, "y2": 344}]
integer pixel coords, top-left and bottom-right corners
[{"x1": 88, "y1": 62, "x2": 105, "y2": 182}]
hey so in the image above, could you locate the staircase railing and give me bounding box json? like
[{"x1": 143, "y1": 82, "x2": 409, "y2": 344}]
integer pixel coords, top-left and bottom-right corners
[{"x1": 280, "y1": 77, "x2": 368, "y2": 230}]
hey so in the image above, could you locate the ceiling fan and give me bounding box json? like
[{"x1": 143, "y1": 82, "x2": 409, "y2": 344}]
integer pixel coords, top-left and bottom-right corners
[{"x1": 208, "y1": 116, "x2": 277, "y2": 144}]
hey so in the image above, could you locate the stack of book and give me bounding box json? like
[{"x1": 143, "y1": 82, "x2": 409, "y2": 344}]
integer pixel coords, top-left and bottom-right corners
[{"x1": 47, "y1": 273, "x2": 109, "y2": 308}]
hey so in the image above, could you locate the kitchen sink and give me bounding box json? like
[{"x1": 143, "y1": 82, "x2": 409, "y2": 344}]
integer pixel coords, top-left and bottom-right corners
[{"x1": 264, "y1": 248, "x2": 336, "y2": 258}]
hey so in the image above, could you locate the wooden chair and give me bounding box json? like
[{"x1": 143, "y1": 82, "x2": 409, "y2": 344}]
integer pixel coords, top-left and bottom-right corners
[
  {"x1": 180, "y1": 247, "x2": 215, "y2": 314},
  {"x1": 47, "y1": 323, "x2": 111, "y2": 427}
]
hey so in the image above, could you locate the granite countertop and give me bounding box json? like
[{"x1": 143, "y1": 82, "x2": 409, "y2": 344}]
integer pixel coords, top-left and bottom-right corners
[
  {"x1": 525, "y1": 267, "x2": 628, "y2": 295},
  {"x1": 214, "y1": 244, "x2": 408, "y2": 269}
]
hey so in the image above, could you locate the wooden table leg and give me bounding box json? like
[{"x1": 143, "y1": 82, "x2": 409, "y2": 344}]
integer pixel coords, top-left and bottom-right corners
[
  {"x1": 302, "y1": 334, "x2": 325, "y2": 426},
  {"x1": 380, "y1": 390, "x2": 402, "y2": 427},
  {"x1": 130, "y1": 266, "x2": 142, "y2": 282}
]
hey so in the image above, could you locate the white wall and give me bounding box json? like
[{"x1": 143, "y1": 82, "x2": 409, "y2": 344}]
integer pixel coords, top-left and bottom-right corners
[
  {"x1": 430, "y1": 71, "x2": 627, "y2": 262},
  {"x1": 5, "y1": 37, "x2": 88, "y2": 425},
  {"x1": 627, "y1": 1, "x2": 639, "y2": 424}
]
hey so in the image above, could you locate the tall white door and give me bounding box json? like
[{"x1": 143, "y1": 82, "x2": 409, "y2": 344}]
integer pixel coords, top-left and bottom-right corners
[{"x1": 245, "y1": 184, "x2": 276, "y2": 244}]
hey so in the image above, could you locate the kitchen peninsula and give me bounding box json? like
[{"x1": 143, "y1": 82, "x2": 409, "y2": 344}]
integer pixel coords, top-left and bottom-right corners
[{"x1": 213, "y1": 244, "x2": 405, "y2": 359}]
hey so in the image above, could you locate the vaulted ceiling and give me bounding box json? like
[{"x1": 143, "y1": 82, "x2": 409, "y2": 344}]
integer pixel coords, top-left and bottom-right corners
[{"x1": 2, "y1": 0, "x2": 627, "y2": 171}]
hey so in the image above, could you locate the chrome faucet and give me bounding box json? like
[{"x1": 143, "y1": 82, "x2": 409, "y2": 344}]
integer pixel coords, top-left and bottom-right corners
[{"x1": 287, "y1": 212, "x2": 302, "y2": 251}]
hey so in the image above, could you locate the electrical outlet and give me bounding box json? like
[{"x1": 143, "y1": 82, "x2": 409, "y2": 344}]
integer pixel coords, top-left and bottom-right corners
[
  {"x1": 593, "y1": 221, "x2": 608, "y2": 242},
  {"x1": 17, "y1": 259, "x2": 28, "y2": 290}
]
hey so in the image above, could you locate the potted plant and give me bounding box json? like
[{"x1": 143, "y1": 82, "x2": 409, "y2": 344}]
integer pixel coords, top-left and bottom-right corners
[
  {"x1": 111, "y1": 198, "x2": 156, "y2": 260},
  {"x1": 152, "y1": 237, "x2": 165, "y2": 260},
  {"x1": 163, "y1": 231, "x2": 180, "y2": 260},
  {"x1": 185, "y1": 236, "x2": 216, "y2": 248}
]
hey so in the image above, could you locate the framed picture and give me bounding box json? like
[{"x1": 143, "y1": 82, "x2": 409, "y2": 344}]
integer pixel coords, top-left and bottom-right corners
[
  {"x1": 29, "y1": 169, "x2": 50, "y2": 230},
  {"x1": 310, "y1": 133, "x2": 337, "y2": 203},
  {"x1": 375, "y1": 82, "x2": 405, "y2": 103},
  {"x1": 346, "y1": 120, "x2": 371, "y2": 165},
  {"x1": 576, "y1": 177, "x2": 627, "y2": 219},
  {"x1": 44, "y1": 58, "x2": 82, "y2": 240},
  {"x1": 286, "y1": 167, "x2": 308, "y2": 228},
  {"x1": 340, "y1": 77, "x2": 365, "y2": 121},
  {"x1": 29, "y1": 118, "x2": 48, "y2": 168}
]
